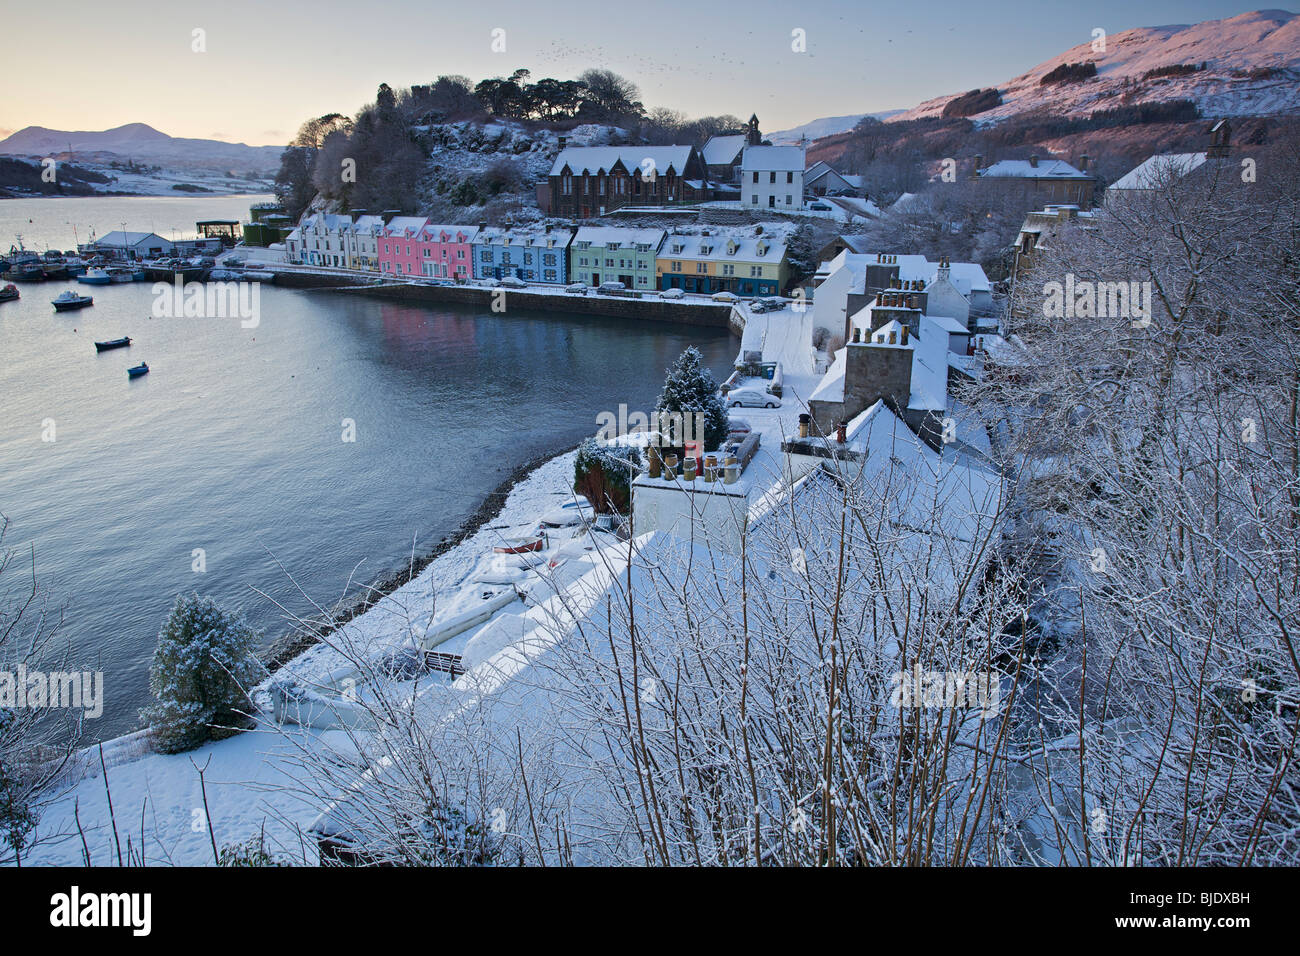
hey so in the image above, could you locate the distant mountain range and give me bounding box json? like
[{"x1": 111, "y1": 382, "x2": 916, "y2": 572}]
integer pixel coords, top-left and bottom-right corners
[
  {"x1": 0, "y1": 123, "x2": 285, "y2": 175},
  {"x1": 893, "y1": 8, "x2": 1300, "y2": 124},
  {"x1": 768, "y1": 111, "x2": 904, "y2": 145}
]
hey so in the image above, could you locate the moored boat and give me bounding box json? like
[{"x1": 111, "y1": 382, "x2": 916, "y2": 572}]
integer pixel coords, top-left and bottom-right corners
[
  {"x1": 78, "y1": 268, "x2": 112, "y2": 285},
  {"x1": 52, "y1": 290, "x2": 93, "y2": 312},
  {"x1": 127, "y1": 362, "x2": 149, "y2": 378},
  {"x1": 0, "y1": 283, "x2": 18, "y2": 302},
  {"x1": 107, "y1": 266, "x2": 136, "y2": 283},
  {"x1": 94, "y1": 336, "x2": 132, "y2": 352}
]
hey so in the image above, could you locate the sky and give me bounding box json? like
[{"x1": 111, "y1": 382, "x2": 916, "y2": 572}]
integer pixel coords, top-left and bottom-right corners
[{"x1": 1, "y1": 0, "x2": 1283, "y2": 146}]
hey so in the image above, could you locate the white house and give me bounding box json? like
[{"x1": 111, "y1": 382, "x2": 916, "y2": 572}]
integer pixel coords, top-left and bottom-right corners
[
  {"x1": 741, "y1": 145, "x2": 805, "y2": 210},
  {"x1": 343, "y1": 215, "x2": 386, "y2": 271},
  {"x1": 295, "y1": 213, "x2": 354, "y2": 267}
]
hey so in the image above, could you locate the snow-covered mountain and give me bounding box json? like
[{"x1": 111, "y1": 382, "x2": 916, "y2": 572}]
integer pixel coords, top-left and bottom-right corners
[
  {"x1": 0, "y1": 123, "x2": 284, "y2": 174},
  {"x1": 769, "y1": 111, "x2": 905, "y2": 145},
  {"x1": 892, "y1": 9, "x2": 1300, "y2": 124}
]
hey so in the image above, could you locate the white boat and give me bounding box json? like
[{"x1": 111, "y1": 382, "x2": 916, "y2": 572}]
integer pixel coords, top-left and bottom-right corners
[{"x1": 78, "y1": 268, "x2": 111, "y2": 286}]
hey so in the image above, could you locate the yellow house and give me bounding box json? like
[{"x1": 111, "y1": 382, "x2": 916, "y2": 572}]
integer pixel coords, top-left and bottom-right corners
[{"x1": 656, "y1": 232, "x2": 788, "y2": 296}]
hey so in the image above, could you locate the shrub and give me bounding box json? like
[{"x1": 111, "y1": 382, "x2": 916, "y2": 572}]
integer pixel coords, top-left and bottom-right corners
[
  {"x1": 574, "y1": 438, "x2": 642, "y2": 515},
  {"x1": 942, "y1": 88, "x2": 1003, "y2": 118},
  {"x1": 141, "y1": 594, "x2": 260, "y2": 754},
  {"x1": 1040, "y1": 62, "x2": 1097, "y2": 86}
]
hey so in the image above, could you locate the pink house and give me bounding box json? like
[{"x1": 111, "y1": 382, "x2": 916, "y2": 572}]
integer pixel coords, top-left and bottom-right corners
[{"x1": 378, "y1": 219, "x2": 478, "y2": 280}]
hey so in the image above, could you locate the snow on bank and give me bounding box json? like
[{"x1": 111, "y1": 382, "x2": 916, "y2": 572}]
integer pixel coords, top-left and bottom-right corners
[{"x1": 22, "y1": 448, "x2": 582, "y2": 866}]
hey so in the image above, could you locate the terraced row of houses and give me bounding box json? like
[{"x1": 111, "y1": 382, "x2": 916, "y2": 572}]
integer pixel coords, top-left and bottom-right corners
[{"x1": 286, "y1": 216, "x2": 791, "y2": 296}]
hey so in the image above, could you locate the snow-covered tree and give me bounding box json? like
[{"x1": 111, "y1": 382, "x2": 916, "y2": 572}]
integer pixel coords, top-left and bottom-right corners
[
  {"x1": 141, "y1": 594, "x2": 260, "y2": 754},
  {"x1": 655, "y1": 347, "x2": 729, "y2": 451}
]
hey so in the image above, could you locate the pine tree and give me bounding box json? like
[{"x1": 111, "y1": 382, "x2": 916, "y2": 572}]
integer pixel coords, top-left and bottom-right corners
[
  {"x1": 141, "y1": 594, "x2": 260, "y2": 754},
  {"x1": 655, "y1": 347, "x2": 730, "y2": 451}
]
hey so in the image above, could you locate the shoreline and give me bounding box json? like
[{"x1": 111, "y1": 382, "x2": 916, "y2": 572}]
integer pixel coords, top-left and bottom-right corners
[{"x1": 260, "y1": 442, "x2": 578, "y2": 675}]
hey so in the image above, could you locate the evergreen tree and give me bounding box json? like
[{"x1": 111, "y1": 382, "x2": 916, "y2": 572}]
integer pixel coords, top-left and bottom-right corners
[
  {"x1": 655, "y1": 347, "x2": 730, "y2": 451},
  {"x1": 141, "y1": 595, "x2": 260, "y2": 754}
]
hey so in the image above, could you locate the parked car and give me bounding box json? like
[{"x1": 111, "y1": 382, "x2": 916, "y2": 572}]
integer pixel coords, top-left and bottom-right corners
[
  {"x1": 565, "y1": 282, "x2": 588, "y2": 294},
  {"x1": 724, "y1": 387, "x2": 779, "y2": 409},
  {"x1": 726, "y1": 417, "x2": 752, "y2": 440},
  {"x1": 809, "y1": 201, "x2": 832, "y2": 211},
  {"x1": 597, "y1": 281, "x2": 626, "y2": 293},
  {"x1": 712, "y1": 291, "x2": 739, "y2": 303},
  {"x1": 660, "y1": 287, "x2": 685, "y2": 299},
  {"x1": 497, "y1": 276, "x2": 527, "y2": 288}
]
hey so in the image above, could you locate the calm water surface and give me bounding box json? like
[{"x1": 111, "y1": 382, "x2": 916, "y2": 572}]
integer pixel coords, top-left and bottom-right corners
[{"x1": 0, "y1": 196, "x2": 736, "y2": 736}]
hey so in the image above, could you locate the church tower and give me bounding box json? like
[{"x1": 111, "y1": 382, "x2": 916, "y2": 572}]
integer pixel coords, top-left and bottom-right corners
[{"x1": 746, "y1": 114, "x2": 762, "y2": 146}]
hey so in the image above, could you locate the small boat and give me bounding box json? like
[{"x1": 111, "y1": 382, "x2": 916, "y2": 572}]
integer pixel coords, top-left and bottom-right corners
[
  {"x1": 107, "y1": 266, "x2": 137, "y2": 283},
  {"x1": 78, "y1": 268, "x2": 112, "y2": 285},
  {"x1": 94, "y1": 336, "x2": 132, "y2": 352},
  {"x1": 0, "y1": 283, "x2": 18, "y2": 303},
  {"x1": 127, "y1": 362, "x2": 149, "y2": 378},
  {"x1": 52, "y1": 291, "x2": 93, "y2": 312},
  {"x1": 493, "y1": 535, "x2": 545, "y2": 555}
]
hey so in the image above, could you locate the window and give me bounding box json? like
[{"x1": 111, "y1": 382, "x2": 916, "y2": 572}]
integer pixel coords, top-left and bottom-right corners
[
  {"x1": 768, "y1": 196, "x2": 775, "y2": 208},
  {"x1": 544, "y1": 269, "x2": 556, "y2": 281},
  {"x1": 786, "y1": 195, "x2": 792, "y2": 205},
  {"x1": 751, "y1": 195, "x2": 759, "y2": 205},
  {"x1": 598, "y1": 178, "x2": 605, "y2": 196},
  {"x1": 752, "y1": 171, "x2": 758, "y2": 183},
  {"x1": 562, "y1": 174, "x2": 572, "y2": 195},
  {"x1": 584, "y1": 178, "x2": 590, "y2": 195},
  {"x1": 769, "y1": 171, "x2": 776, "y2": 184},
  {"x1": 579, "y1": 256, "x2": 588, "y2": 266},
  {"x1": 544, "y1": 254, "x2": 556, "y2": 266},
  {"x1": 696, "y1": 262, "x2": 707, "y2": 273},
  {"x1": 457, "y1": 249, "x2": 464, "y2": 259},
  {"x1": 672, "y1": 261, "x2": 682, "y2": 272},
  {"x1": 606, "y1": 258, "x2": 614, "y2": 267},
  {"x1": 787, "y1": 171, "x2": 794, "y2": 184}
]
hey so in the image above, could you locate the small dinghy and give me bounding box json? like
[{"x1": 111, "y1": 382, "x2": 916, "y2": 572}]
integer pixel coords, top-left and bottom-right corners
[
  {"x1": 493, "y1": 535, "x2": 545, "y2": 555},
  {"x1": 95, "y1": 337, "x2": 131, "y2": 352},
  {"x1": 127, "y1": 362, "x2": 149, "y2": 378},
  {"x1": 52, "y1": 290, "x2": 93, "y2": 312},
  {"x1": 0, "y1": 283, "x2": 18, "y2": 303}
]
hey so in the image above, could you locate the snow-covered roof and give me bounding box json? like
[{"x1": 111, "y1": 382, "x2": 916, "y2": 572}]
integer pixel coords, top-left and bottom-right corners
[
  {"x1": 741, "y1": 145, "x2": 806, "y2": 172},
  {"x1": 573, "y1": 226, "x2": 666, "y2": 250},
  {"x1": 382, "y1": 216, "x2": 429, "y2": 237},
  {"x1": 1108, "y1": 152, "x2": 1208, "y2": 190},
  {"x1": 979, "y1": 159, "x2": 1090, "y2": 180},
  {"x1": 658, "y1": 232, "x2": 787, "y2": 262},
  {"x1": 419, "y1": 223, "x2": 479, "y2": 243},
  {"x1": 476, "y1": 226, "x2": 574, "y2": 249},
  {"x1": 702, "y1": 133, "x2": 747, "y2": 166},
  {"x1": 550, "y1": 145, "x2": 695, "y2": 177},
  {"x1": 926, "y1": 313, "x2": 971, "y2": 335},
  {"x1": 93, "y1": 230, "x2": 170, "y2": 247}
]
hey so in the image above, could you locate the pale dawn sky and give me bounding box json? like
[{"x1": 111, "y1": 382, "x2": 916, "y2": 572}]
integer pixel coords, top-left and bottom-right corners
[{"x1": 2, "y1": 0, "x2": 1279, "y2": 145}]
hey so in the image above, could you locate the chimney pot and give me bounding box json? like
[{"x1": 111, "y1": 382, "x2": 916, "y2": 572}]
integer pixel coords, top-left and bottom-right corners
[
  {"x1": 901, "y1": 326, "x2": 909, "y2": 345},
  {"x1": 888, "y1": 330, "x2": 897, "y2": 344},
  {"x1": 1030, "y1": 154, "x2": 1039, "y2": 168}
]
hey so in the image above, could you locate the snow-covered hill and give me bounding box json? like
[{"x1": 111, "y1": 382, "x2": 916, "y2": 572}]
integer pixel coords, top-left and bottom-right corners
[
  {"x1": 892, "y1": 9, "x2": 1300, "y2": 124},
  {"x1": 769, "y1": 111, "x2": 905, "y2": 144},
  {"x1": 0, "y1": 123, "x2": 284, "y2": 174}
]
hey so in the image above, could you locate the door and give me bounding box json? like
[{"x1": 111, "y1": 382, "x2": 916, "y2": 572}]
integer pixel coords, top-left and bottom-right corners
[{"x1": 592, "y1": 272, "x2": 600, "y2": 286}]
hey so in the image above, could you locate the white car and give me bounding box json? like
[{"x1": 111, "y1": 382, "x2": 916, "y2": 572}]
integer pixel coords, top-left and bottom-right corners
[
  {"x1": 565, "y1": 282, "x2": 588, "y2": 293},
  {"x1": 496, "y1": 276, "x2": 527, "y2": 288},
  {"x1": 598, "y1": 281, "x2": 626, "y2": 292},
  {"x1": 725, "y1": 387, "x2": 779, "y2": 409},
  {"x1": 659, "y1": 287, "x2": 685, "y2": 299},
  {"x1": 712, "y1": 291, "x2": 739, "y2": 303}
]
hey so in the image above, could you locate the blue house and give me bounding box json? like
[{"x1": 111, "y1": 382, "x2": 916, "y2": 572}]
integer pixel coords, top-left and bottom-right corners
[{"x1": 472, "y1": 226, "x2": 575, "y2": 284}]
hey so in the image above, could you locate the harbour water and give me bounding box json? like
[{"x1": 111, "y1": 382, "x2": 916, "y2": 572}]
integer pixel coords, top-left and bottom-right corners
[{"x1": 0, "y1": 195, "x2": 737, "y2": 737}]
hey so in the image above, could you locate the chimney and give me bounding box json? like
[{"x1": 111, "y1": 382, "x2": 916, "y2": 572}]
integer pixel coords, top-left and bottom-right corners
[
  {"x1": 900, "y1": 326, "x2": 909, "y2": 345},
  {"x1": 852, "y1": 327, "x2": 861, "y2": 343},
  {"x1": 558, "y1": 135, "x2": 568, "y2": 150},
  {"x1": 972, "y1": 155, "x2": 983, "y2": 179},
  {"x1": 1029, "y1": 154, "x2": 1039, "y2": 168},
  {"x1": 888, "y1": 330, "x2": 897, "y2": 344},
  {"x1": 1078, "y1": 154, "x2": 1090, "y2": 172}
]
